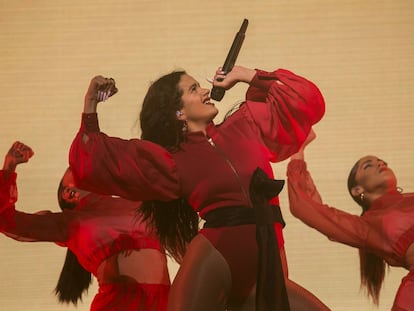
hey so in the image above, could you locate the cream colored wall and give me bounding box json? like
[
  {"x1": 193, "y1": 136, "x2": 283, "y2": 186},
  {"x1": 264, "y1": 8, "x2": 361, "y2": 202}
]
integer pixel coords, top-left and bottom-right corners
[{"x1": 1, "y1": 1, "x2": 413, "y2": 310}]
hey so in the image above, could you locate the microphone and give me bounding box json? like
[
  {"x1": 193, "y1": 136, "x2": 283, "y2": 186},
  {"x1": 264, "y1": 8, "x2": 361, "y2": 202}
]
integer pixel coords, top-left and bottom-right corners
[{"x1": 211, "y1": 18, "x2": 249, "y2": 102}]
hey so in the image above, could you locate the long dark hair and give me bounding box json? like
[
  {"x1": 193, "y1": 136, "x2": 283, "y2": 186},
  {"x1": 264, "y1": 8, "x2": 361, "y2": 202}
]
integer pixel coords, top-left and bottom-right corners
[
  {"x1": 139, "y1": 71, "x2": 199, "y2": 261},
  {"x1": 54, "y1": 168, "x2": 92, "y2": 305},
  {"x1": 347, "y1": 160, "x2": 386, "y2": 305},
  {"x1": 140, "y1": 70, "x2": 187, "y2": 150}
]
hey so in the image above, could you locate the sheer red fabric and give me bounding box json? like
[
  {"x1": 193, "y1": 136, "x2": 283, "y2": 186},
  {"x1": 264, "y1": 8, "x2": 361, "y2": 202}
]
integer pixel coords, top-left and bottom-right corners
[
  {"x1": 0, "y1": 171, "x2": 170, "y2": 310},
  {"x1": 288, "y1": 159, "x2": 414, "y2": 310}
]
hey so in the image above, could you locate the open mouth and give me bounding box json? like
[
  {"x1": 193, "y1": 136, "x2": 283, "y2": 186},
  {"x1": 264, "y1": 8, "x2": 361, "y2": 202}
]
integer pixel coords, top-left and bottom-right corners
[{"x1": 203, "y1": 98, "x2": 214, "y2": 106}]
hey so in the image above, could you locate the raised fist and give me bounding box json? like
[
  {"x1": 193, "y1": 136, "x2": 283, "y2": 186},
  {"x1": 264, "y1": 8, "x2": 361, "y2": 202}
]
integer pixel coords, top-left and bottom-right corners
[
  {"x1": 3, "y1": 141, "x2": 34, "y2": 171},
  {"x1": 85, "y1": 75, "x2": 118, "y2": 104}
]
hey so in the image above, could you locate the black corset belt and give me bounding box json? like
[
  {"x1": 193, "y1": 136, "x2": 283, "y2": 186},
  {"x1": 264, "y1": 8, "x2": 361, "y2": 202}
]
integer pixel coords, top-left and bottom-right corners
[
  {"x1": 203, "y1": 167, "x2": 290, "y2": 311},
  {"x1": 203, "y1": 204, "x2": 285, "y2": 228}
]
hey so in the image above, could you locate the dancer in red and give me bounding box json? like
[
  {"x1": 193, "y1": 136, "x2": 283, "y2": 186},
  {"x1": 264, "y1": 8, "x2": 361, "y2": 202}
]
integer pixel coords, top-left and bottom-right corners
[
  {"x1": 0, "y1": 141, "x2": 170, "y2": 311},
  {"x1": 70, "y1": 66, "x2": 328, "y2": 310},
  {"x1": 288, "y1": 130, "x2": 414, "y2": 311}
]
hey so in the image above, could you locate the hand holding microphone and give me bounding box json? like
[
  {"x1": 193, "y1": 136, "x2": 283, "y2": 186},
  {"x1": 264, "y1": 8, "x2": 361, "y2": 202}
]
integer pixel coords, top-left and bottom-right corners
[{"x1": 210, "y1": 19, "x2": 248, "y2": 101}]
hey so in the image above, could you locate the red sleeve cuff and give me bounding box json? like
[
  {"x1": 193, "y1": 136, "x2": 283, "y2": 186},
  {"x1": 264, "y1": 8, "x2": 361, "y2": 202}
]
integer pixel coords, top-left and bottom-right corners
[
  {"x1": 249, "y1": 69, "x2": 279, "y2": 91},
  {"x1": 81, "y1": 113, "x2": 100, "y2": 133}
]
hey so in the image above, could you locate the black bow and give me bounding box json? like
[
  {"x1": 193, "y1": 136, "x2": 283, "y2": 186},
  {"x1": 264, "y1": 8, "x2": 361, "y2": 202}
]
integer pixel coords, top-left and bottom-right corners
[{"x1": 249, "y1": 167, "x2": 290, "y2": 311}]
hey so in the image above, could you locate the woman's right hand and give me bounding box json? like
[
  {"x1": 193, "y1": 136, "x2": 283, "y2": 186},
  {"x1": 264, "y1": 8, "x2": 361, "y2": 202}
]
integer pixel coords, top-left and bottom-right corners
[
  {"x1": 83, "y1": 75, "x2": 118, "y2": 113},
  {"x1": 3, "y1": 141, "x2": 34, "y2": 172}
]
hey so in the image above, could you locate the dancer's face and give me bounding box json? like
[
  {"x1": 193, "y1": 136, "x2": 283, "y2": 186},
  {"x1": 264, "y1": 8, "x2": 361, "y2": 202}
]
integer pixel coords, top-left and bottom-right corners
[
  {"x1": 177, "y1": 74, "x2": 218, "y2": 129},
  {"x1": 60, "y1": 170, "x2": 88, "y2": 206},
  {"x1": 353, "y1": 155, "x2": 397, "y2": 195}
]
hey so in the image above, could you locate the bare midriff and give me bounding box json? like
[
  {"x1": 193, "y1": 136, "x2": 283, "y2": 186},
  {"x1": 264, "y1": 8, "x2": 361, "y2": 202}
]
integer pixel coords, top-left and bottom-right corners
[{"x1": 96, "y1": 249, "x2": 170, "y2": 285}]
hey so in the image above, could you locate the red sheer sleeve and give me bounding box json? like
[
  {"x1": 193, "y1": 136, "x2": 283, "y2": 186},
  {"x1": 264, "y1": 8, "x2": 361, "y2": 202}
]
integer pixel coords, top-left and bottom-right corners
[
  {"x1": 0, "y1": 170, "x2": 17, "y2": 231},
  {"x1": 0, "y1": 170, "x2": 72, "y2": 243},
  {"x1": 287, "y1": 159, "x2": 370, "y2": 249},
  {"x1": 69, "y1": 113, "x2": 180, "y2": 201},
  {"x1": 2, "y1": 210, "x2": 73, "y2": 243},
  {"x1": 243, "y1": 69, "x2": 325, "y2": 162}
]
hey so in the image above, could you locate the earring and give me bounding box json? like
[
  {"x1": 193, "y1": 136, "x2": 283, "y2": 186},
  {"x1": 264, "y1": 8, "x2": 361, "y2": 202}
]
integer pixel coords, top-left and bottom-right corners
[
  {"x1": 397, "y1": 186, "x2": 403, "y2": 193},
  {"x1": 360, "y1": 192, "x2": 365, "y2": 201},
  {"x1": 182, "y1": 120, "x2": 188, "y2": 132},
  {"x1": 176, "y1": 111, "x2": 184, "y2": 117}
]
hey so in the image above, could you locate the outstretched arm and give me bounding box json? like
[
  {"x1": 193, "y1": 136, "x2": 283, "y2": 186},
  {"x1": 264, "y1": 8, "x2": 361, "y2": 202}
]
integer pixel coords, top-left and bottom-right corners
[
  {"x1": 280, "y1": 136, "x2": 331, "y2": 310},
  {"x1": 69, "y1": 76, "x2": 180, "y2": 201},
  {"x1": 288, "y1": 129, "x2": 323, "y2": 204},
  {"x1": 287, "y1": 131, "x2": 370, "y2": 248},
  {"x1": 0, "y1": 142, "x2": 72, "y2": 242}
]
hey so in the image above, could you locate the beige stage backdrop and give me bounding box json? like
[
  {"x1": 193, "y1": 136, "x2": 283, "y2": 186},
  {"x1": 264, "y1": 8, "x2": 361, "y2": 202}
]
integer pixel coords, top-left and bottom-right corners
[{"x1": 1, "y1": 1, "x2": 413, "y2": 310}]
